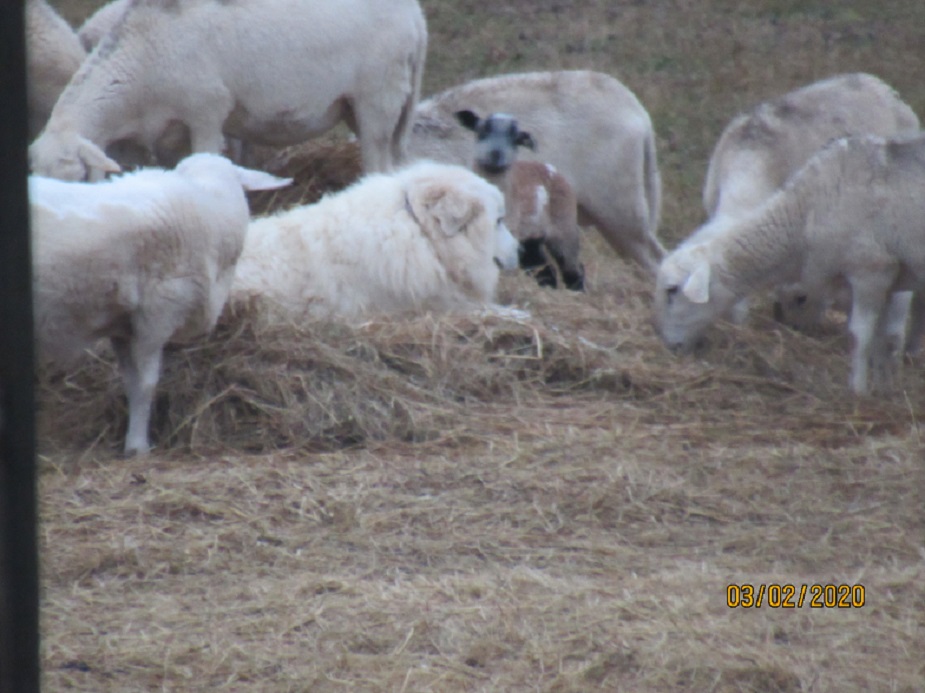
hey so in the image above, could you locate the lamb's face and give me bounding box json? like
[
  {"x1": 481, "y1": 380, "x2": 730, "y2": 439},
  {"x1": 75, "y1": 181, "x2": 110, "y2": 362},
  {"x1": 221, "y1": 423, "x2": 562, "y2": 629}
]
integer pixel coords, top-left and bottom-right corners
[
  {"x1": 29, "y1": 132, "x2": 121, "y2": 182},
  {"x1": 653, "y1": 245, "x2": 733, "y2": 352},
  {"x1": 455, "y1": 111, "x2": 537, "y2": 175}
]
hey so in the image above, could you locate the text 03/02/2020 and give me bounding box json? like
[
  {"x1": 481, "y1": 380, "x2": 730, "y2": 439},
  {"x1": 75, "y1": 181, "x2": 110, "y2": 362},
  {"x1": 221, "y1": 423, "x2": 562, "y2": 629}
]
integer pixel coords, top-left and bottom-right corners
[{"x1": 726, "y1": 583, "x2": 866, "y2": 609}]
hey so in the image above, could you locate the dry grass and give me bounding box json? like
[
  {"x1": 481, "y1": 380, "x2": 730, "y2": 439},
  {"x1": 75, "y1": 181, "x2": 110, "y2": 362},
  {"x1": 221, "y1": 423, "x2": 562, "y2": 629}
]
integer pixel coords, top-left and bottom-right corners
[
  {"x1": 39, "y1": 0, "x2": 925, "y2": 690},
  {"x1": 38, "y1": 245, "x2": 925, "y2": 691}
]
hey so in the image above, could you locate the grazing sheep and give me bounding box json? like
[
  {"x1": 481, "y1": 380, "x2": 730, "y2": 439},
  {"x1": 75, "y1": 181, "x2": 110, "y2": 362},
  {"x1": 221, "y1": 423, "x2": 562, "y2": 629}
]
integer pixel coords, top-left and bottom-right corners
[
  {"x1": 655, "y1": 133, "x2": 925, "y2": 395},
  {"x1": 25, "y1": 0, "x2": 86, "y2": 139},
  {"x1": 700, "y1": 72, "x2": 920, "y2": 327},
  {"x1": 407, "y1": 71, "x2": 665, "y2": 276},
  {"x1": 230, "y1": 161, "x2": 521, "y2": 321},
  {"x1": 29, "y1": 0, "x2": 427, "y2": 181},
  {"x1": 76, "y1": 0, "x2": 129, "y2": 52},
  {"x1": 455, "y1": 110, "x2": 585, "y2": 291},
  {"x1": 31, "y1": 154, "x2": 291, "y2": 455}
]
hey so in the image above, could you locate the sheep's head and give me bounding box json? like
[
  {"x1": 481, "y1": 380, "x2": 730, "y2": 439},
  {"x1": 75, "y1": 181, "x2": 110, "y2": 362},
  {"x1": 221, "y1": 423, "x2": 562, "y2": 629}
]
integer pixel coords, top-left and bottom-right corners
[
  {"x1": 454, "y1": 110, "x2": 536, "y2": 175},
  {"x1": 653, "y1": 243, "x2": 736, "y2": 352},
  {"x1": 29, "y1": 131, "x2": 121, "y2": 182}
]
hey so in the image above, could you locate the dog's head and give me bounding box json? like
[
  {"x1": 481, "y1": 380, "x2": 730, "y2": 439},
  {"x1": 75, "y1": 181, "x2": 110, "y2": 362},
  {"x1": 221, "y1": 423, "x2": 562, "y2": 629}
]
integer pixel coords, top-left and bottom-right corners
[{"x1": 404, "y1": 165, "x2": 520, "y2": 273}]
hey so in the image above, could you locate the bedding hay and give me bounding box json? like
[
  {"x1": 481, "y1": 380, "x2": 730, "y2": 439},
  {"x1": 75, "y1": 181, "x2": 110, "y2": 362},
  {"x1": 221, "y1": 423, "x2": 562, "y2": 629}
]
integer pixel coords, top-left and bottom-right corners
[
  {"x1": 37, "y1": 260, "x2": 925, "y2": 458},
  {"x1": 37, "y1": 2, "x2": 925, "y2": 684},
  {"x1": 246, "y1": 139, "x2": 363, "y2": 216}
]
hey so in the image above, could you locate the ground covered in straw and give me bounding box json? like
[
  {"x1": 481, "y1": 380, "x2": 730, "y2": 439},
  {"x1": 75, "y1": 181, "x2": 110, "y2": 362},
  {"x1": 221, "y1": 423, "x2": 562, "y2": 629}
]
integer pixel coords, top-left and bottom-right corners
[
  {"x1": 38, "y1": 235, "x2": 924, "y2": 692},
  {"x1": 41, "y1": 0, "x2": 925, "y2": 689}
]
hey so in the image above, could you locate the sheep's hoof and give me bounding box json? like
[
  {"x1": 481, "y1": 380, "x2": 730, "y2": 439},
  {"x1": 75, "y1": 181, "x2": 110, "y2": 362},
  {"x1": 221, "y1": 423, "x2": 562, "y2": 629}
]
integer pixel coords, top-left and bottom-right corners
[{"x1": 122, "y1": 444, "x2": 152, "y2": 459}]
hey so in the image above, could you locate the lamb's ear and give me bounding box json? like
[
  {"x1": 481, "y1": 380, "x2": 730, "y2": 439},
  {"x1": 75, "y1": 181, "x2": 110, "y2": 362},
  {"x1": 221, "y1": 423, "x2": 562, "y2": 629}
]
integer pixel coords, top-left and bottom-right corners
[
  {"x1": 454, "y1": 109, "x2": 481, "y2": 132},
  {"x1": 408, "y1": 182, "x2": 480, "y2": 237},
  {"x1": 516, "y1": 131, "x2": 537, "y2": 151},
  {"x1": 77, "y1": 137, "x2": 121, "y2": 179},
  {"x1": 232, "y1": 165, "x2": 293, "y2": 192},
  {"x1": 681, "y1": 262, "x2": 712, "y2": 304}
]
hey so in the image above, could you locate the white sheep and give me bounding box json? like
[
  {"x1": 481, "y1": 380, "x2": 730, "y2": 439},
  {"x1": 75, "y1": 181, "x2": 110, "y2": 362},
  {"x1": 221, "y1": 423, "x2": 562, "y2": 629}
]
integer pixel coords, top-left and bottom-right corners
[
  {"x1": 76, "y1": 0, "x2": 129, "y2": 52},
  {"x1": 454, "y1": 110, "x2": 585, "y2": 291},
  {"x1": 29, "y1": 0, "x2": 428, "y2": 181},
  {"x1": 407, "y1": 71, "x2": 665, "y2": 276},
  {"x1": 31, "y1": 153, "x2": 291, "y2": 455},
  {"x1": 699, "y1": 72, "x2": 920, "y2": 327},
  {"x1": 655, "y1": 132, "x2": 925, "y2": 395},
  {"x1": 230, "y1": 161, "x2": 521, "y2": 321},
  {"x1": 25, "y1": 0, "x2": 86, "y2": 139}
]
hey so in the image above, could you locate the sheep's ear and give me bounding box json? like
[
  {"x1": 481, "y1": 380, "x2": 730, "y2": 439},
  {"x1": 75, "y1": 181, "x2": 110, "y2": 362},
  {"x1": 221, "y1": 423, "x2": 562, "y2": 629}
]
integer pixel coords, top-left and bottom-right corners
[
  {"x1": 516, "y1": 131, "x2": 537, "y2": 151},
  {"x1": 454, "y1": 109, "x2": 481, "y2": 132},
  {"x1": 408, "y1": 183, "x2": 480, "y2": 237},
  {"x1": 233, "y1": 165, "x2": 292, "y2": 192},
  {"x1": 78, "y1": 138, "x2": 122, "y2": 178},
  {"x1": 681, "y1": 262, "x2": 712, "y2": 304}
]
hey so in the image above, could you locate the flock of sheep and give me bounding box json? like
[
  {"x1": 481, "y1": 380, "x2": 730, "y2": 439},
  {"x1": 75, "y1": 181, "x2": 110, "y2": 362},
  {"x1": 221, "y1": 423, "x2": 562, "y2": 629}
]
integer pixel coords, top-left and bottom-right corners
[{"x1": 25, "y1": 0, "x2": 925, "y2": 455}]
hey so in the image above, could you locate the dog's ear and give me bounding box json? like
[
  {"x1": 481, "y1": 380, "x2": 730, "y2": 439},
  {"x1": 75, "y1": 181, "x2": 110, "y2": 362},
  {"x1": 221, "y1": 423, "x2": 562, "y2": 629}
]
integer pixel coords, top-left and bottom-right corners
[{"x1": 407, "y1": 182, "x2": 482, "y2": 237}]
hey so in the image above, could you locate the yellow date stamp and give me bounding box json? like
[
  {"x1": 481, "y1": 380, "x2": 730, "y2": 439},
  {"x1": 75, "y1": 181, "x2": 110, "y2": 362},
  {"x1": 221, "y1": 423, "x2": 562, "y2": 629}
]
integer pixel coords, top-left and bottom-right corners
[{"x1": 726, "y1": 583, "x2": 866, "y2": 608}]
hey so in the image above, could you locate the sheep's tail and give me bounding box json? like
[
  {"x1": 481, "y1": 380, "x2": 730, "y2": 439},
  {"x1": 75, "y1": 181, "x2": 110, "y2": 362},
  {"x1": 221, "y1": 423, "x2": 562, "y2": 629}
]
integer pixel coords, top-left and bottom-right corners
[{"x1": 392, "y1": 15, "x2": 428, "y2": 167}]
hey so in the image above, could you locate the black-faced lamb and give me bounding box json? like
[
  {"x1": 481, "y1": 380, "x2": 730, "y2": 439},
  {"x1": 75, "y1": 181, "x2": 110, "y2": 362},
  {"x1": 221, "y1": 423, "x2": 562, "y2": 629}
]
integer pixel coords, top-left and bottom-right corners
[
  {"x1": 654, "y1": 133, "x2": 925, "y2": 395},
  {"x1": 31, "y1": 154, "x2": 291, "y2": 455},
  {"x1": 230, "y1": 161, "x2": 521, "y2": 321},
  {"x1": 407, "y1": 71, "x2": 665, "y2": 276},
  {"x1": 698, "y1": 72, "x2": 920, "y2": 328},
  {"x1": 29, "y1": 0, "x2": 427, "y2": 181},
  {"x1": 455, "y1": 110, "x2": 585, "y2": 291}
]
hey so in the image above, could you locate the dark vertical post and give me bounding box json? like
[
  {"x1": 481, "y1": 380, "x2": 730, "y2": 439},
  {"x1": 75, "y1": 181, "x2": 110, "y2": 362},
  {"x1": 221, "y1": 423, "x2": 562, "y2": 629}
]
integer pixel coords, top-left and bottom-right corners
[{"x1": 0, "y1": 0, "x2": 40, "y2": 690}]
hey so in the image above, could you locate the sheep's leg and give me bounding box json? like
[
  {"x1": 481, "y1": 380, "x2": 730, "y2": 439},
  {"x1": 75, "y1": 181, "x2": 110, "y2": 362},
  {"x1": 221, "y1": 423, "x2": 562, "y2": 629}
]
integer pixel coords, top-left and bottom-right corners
[
  {"x1": 353, "y1": 95, "x2": 404, "y2": 173},
  {"x1": 883, "y1": 291, "x2": 912, "y2": 357},
  {"x1": 187, "y1": 96, "x2": 233, "y2": 155},
  {"x1": 847, "y1": 305, "x2": 877, "y2": 395},
  {"x1": 904, "y1": 291, "x2": 925, "y2": 356},
  {"x1": 356, "y1": 125, "x2": 392, "y2": 173},
  {"x1": 111, "y1": 335, "x2": 165, "y2": 456},
  {"x1": 847, "y1": 274, "x2": 895, "y2": 394},
  {"x1": 543, "y1": 236, "x2": 585, "y2": 292},
  {"x1": 519, "y1": 238, "x2": 557, "y2": 288}
]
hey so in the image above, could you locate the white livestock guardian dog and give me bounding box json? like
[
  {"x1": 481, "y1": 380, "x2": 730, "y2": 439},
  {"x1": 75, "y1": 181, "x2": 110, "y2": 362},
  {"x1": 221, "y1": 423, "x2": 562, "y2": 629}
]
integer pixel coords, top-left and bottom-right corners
[{"x1": 231, "y1": 161, "x2": 522, "y2": 320}]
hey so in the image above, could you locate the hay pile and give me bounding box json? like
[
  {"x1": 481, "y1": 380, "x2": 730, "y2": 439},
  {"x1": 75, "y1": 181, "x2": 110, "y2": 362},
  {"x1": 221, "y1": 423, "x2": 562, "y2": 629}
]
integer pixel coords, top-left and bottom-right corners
[
  {"x1": 245, "y1": 139, "x2": 363, "y2": 216},
  {"x1": 36, "y1": 258, "x2": 925, "y2": 459}
]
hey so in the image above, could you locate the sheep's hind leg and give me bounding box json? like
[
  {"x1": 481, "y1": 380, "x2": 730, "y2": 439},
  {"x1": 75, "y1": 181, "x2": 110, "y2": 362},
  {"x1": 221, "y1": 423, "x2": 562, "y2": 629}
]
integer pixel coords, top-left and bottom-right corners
[{"x1": 111, "y1": 335, "x2": 166, "y2": 456}]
